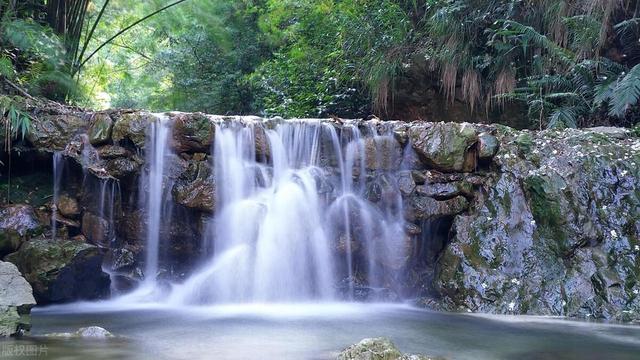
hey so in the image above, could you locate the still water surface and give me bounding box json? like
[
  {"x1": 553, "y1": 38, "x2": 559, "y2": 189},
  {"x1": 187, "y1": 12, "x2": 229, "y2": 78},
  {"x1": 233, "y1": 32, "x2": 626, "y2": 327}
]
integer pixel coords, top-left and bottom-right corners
[{"x1": 4, "y1": 303, "x2": 640, "y2": 360}]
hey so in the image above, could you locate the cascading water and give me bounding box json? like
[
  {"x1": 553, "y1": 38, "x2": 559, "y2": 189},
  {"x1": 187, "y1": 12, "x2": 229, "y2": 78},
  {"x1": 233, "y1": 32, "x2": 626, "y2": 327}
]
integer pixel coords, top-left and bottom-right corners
[
  {"x1": 140, "y1": 115, "x2": 174, "y2": 286},
  {"x1": 51, "y1": 151, "x2": 64, "y2": 240},
  {"x1": 168, "y1": 119, "x2": 407, "y2": 304}
]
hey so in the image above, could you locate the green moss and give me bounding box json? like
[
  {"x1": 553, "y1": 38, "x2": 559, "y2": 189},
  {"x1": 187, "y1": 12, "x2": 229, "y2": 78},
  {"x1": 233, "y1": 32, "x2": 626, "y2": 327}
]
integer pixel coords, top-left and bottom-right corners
[
  {"x1": 502, "y1": 192, "x2": 512, "y2": 214},
  {"x1": 524, "y1": 175, "x2": 568, "y2": 254},
  {"x1": 489, "y1": 243, "x2": 504, "y2": 269},
  {"x1": 462, "y1": 238, "x2": 488, "y2": 268},
  {"x1": 436, "y1": 248, "x2": 463, "y2": 284},
  {"x1": 515, "y1": 133, "x2": 533, "y2": 154}
]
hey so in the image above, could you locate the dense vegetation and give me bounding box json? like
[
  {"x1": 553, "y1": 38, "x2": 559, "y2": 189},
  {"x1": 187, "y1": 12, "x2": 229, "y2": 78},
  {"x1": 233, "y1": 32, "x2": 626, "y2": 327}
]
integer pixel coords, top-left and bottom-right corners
[{"x1": 2, "y1": 0, "x2": 640, "y2": 129}]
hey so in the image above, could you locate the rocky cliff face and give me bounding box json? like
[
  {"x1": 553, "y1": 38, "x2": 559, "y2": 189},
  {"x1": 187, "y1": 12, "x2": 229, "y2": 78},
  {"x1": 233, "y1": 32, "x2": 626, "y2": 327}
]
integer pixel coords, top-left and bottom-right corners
[{"x1": 1, "y1": 98, "x2": 638, "y2": 322}]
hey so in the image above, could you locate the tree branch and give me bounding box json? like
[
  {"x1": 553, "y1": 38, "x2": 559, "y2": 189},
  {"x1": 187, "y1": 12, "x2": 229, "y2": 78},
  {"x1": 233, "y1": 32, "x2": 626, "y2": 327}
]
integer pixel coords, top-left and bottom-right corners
[
  {"x1": 74, "y1": 0, "x2": 111, "y2": 75},
  {"x1": 76, "y1": 0, "x2": 191, "y2": 73}
]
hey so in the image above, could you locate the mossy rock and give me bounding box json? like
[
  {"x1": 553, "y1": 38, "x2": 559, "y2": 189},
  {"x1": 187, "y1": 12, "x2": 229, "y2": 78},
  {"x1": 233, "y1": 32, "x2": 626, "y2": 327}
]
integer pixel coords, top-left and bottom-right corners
[
  {"x1": 171, "y1": 112, "x2": 215, "y2": 153},
  {"x1": 5, "y1": 239, "x2": 110, "y2": 304},
  {"x1": 112, "y1": 112, "x2": 155, "y2": 148},
  {"x1": 88, "y1": 113, "x2": 114, "y2": 146},
  {"x1": 27, "y1": 114, "x2": 86, "y2": 151},
  {"x1": 0, "y1": 205, "x2": 42, "y2": 257},
  {"x1": 408, "y1": 122, "x2": 478, "y2": 172}
]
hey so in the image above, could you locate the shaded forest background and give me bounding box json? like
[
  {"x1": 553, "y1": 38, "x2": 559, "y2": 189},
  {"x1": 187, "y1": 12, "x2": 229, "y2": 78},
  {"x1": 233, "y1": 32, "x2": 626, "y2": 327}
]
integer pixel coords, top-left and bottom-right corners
[{"x1": 2, "y1": 0, "x2": 640, "y2": 129}]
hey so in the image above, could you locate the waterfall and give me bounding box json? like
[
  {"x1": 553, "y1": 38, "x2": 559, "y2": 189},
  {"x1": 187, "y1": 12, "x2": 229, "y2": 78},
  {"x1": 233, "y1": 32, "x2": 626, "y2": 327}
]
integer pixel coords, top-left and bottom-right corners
[
  {"x1": 168, "y1": 119, "x2": 406, "y2": 304},
  {"x1": 140, "y1": 115, "x2": 174, "y2": 285},
  {"x1": 51, "y1": 152, "x2": 64, "y2": 240}
]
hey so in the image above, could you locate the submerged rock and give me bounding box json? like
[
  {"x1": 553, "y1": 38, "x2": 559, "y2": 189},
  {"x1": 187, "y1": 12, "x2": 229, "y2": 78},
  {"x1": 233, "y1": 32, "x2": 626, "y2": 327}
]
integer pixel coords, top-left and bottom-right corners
[
  {"x1": 0, "y1": 261, "x2": 36, "y2": 337},
  {"x1": 46, "y1": 326, "x2": 114, "y2": 339},
  {"x1": 337, "y1": 338, "x2": 439, "y2": 360},
  {"x1": 5, "y1": 239, "x2": 110, "y2": 304},
  {"x1": 0, "y1": 205, "x2": 42, "y2": 257}
]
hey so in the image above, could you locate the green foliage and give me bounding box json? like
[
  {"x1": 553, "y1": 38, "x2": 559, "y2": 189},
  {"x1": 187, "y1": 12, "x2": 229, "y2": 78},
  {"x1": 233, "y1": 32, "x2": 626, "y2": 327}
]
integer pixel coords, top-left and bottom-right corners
[
  {"x1": 1, "y1": 0, "x2": 640, "y2": 128},
  {"x1": 0, "y1": 96, "x2": 32, "y2": 148},
  {"x1": 602, "y1": 64, "x2": 640, "y2": 118},
  {"x1": 0, "y1": 56, "x2": 15, "y2": 79},
  {"x1": 0, "y1": 9, "x2": 76, "y2": 101}
]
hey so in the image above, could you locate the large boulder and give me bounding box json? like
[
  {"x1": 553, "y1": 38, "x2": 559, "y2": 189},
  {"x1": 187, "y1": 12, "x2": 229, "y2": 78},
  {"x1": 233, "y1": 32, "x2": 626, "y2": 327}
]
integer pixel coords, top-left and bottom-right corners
[
  {"x1": 0, "y1": 205, "x2": 42, "y2": 257},
  {"x1": 27, "y1": 114, "x2": 86, "y2": 151},
  {"x1": 172, "y1": 160, "x2": 215, "y2": 212},
  {"x1": 56, "y1": 194, "x2": 80, "y2": 219},
  {"x1": 170, "y1": 113, "x2": 215, "y2": 153},
  {"x1": 408, "y1": 122, "x2": 478, "y2": 172},
  {"x1": 112, "y1": 112, "x2": 154, "y2": 148},
  {"x1": 337, "y1": 338, "x2": 436, "y2": 360},
  {"x1": 5, "y1": 239, "x2": 110, "y2": 304},
  {"x1": 0, "y1": 261, "x2": 35, "y2": 337},
  {"x1": 105, "y1": 156, "x2": 143, "y2": 179}
]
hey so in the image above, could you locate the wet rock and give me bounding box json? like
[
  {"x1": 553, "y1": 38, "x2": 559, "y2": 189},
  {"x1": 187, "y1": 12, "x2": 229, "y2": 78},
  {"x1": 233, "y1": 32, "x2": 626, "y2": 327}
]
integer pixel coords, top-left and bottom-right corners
[
  {"x1": 112, "y1": 112, "x2": 153, "y2": 148},
  {"x1": 416, "y1": 183, "x2": 459, "y2": 200},
  {"x1": 81, "y1": 212, "x2": 110, "y2": 247},
  {"x1": 98, "y1": 145, "x2": 129, "y2": 159},
  {"x1": 433, "y1": 129, "x2": 640, "y2": 321},
  {"x1": 254, "y1": 125, "x2": 271, "y2": 159},
  {"x1": 0, "y1": 261, "x2": 35, "y2": 337},
  {"x1": 46, "y1": 326, "x2": 114, "y2": 338},
  {"x1": 53, "y1": 214, "x2": 80, "y2": 228},
  {"x1": 76, "y1": 326, "x2": 113, "y2": 338},
  {"x1": 0, "y1": 205, "x2": 41, "y2": 257},
  {"x1": 405, "y1": 195, "x2": 468, "y2": 221},
  {"x1": 120, "y1": 209, "x2": 145, "y2": 252},
  {"x1": 107, "y1": 248, "x2": 136, "y2": 272},
  {"x1": 57, "y1": 194, "x2": 80, "y2": 219},
  {"x1": 105, "y1": 156, "x2": 142, "y2": 179},
  {"x1": 410, "y1": 171, "x2": 427, "y2": 185},
  {"x1": 335, "y1": 234, "x2": 361, "y2": 255},
  {"x1": 27, "y1": 114, "x2": 86, "y2": 151},
  {"x1": 88, "y1": 113, "x2": 114, "y2": 146},
  {"x1": 5, "y1": 239, "x2": 110, "y2": 304},
  {"x1": 477, "y1": 132, "x2": 498, "y2": 160},
  {"x1": 171, "y1": 113, "x2": 214, "y2": 153},
  {"x1": 408, "y1": 122, "x2": 478, "y2": 172},
  {"x1": 363, "y1": 137, "x2": 402, "y2": 170},
  {"x1": 172, "y1": 161, "x2": 215, "y2": 212},
  {"x1": 337, "y1": 337, "x2": 436, "y2": 360},
  {"x1": 397, "y1": 171, "x2": 416, "y2": 196}
]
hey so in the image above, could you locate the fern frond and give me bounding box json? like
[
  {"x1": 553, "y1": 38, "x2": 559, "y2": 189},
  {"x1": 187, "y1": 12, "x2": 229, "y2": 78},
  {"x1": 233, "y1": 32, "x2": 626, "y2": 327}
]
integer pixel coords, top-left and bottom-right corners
[
  {"x1": 614, "y1": 18, "x2": 640, "y2": 38},
  {"x1": 608, "y1": 64, "x2": 640, "y2": 117},
  {"x1": 548, "y1": 106, "x2": 577, "y2": 129},
  {"x1": 496, "y1": 20, "x2": 574, "y2": 66}
]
